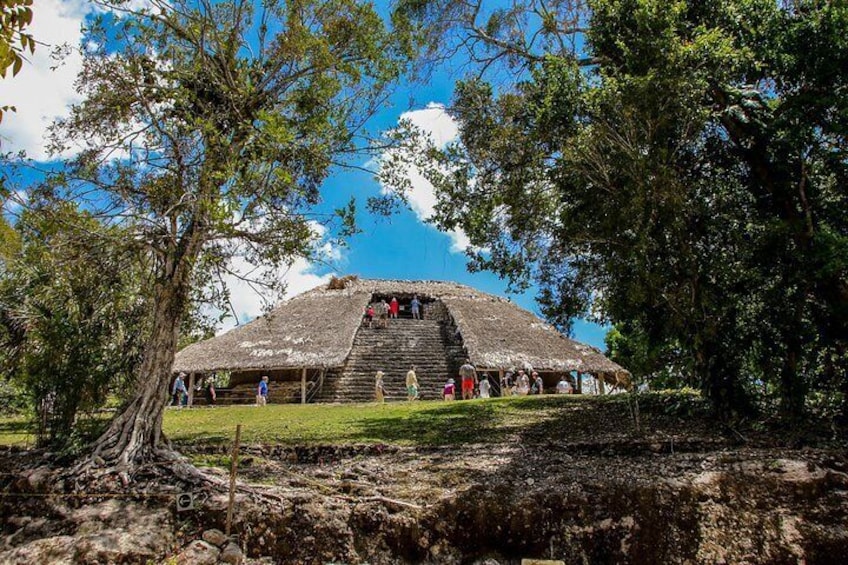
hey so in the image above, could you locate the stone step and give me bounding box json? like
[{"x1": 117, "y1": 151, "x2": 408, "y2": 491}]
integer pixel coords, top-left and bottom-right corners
[{"x1": 312, "y1": 318, "x2": 467, "y2": 403}]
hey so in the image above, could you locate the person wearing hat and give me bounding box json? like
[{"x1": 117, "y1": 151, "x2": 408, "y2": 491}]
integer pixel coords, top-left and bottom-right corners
[
  {"x1": 171, "y1": 373, "x2": 188, "y2": 407},
  {"x1": 375, "y1": 371, "x2": 386, "y2": 403},
  {"x1": 443, "y1": 378, "x2": 456, "y2": 401}
]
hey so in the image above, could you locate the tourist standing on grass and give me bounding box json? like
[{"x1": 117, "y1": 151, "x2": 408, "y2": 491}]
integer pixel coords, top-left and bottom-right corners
[
  {"x1": 516, "y1": 370, "x2": 530, "y2": 395},
  {"x1": 171, "y1": 373, "x2": 188, "y2": 407},
  {"x1": 531, "y1": 371, "x2": 544, "y2": 395},
  {"x1": 459, "y1": 359, "x2": 477, "y2": 400},
  {"x1": 204, "y1": 379, "x2": 217, "y2": 405},
  {"x1": 390, "y1": 296, "x2": 399, "y2": 319},
  {"x1": 406, "y1": 365, "x2": 419, "y2": 400},
  {"x1": 256, "y1": 375, "x2": 269, "y2": 406},
  {"x1": 411, "y1": 295, "x2": 421, "y2": 319},
  {"x1": 375, "y1": 371, "x2": 386, "y2": 403},
  {"x1": 502, "y1": 370, "x2": 515, "y2": 396},
  {"x1": 479, "y1": 374, "x2": 491, "y2": 398},
  {"x1": 443, "y1": 378, "x2": 456, "y2": 401}
]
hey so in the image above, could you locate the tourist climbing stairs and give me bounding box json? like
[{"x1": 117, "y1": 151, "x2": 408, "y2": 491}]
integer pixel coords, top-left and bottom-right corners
[{"x1": 314, "y1": 318, "x2": 466, "y2": 402}]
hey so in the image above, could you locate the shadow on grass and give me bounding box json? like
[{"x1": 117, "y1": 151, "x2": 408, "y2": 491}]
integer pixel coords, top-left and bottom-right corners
[
  {"x1": 345, "y1": 400, "x2": 509, "y2": 446},
  {"x1": 0, "y1": 420, "x2": 33, "y2": 434}
]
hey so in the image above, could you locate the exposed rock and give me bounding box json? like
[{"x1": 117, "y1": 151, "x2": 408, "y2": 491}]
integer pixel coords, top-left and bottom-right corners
[
  {"x1": 175, "y1": 539, "x2": 220, "y2": 565},
  {"x1": 201, "y1": 528, "x2": 228, "y2": 547},
  {"x1": 0, "y1": 535, "x2": 77, "y2": 565},
  {"x1": 220, "y1": 542, "x2": 244, "y2": 564}
]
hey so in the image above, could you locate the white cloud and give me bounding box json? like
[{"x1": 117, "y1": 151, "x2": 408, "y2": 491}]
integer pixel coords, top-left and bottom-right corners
[
  {"x1": 0, "y1": 0, "x2": 90, "y2": 160},
  {"x1": 381, "y1": 102, "x2": 470, "y2": 253},
  {"x1": 0, "y1": 0, "x2": 160, "y2": 160}
]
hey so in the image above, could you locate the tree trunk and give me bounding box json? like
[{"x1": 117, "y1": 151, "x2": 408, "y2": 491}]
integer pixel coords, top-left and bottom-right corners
[
  {"x1": 84, "y1": 227, "x2": 203, "y2": 473},
  {"x1": 87, "y1": 280, "x2": 187, "y2": 469},
  {"x1": 779, "y1": 333, "x2": 806, "y2": 422}
]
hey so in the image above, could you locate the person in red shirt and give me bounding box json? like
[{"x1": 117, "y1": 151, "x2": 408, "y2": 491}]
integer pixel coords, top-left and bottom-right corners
[{"x1": 389, "y1": 297, "x2": 399, "y2": 319}]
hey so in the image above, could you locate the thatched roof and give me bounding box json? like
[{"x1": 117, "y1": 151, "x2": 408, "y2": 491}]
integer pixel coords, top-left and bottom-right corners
[
  {"x1": 173, "y1": 278, "x2": 629, "y2": 382},
  {"x1": 444, "y1": 296, "x2": 626, "y2": 377}
]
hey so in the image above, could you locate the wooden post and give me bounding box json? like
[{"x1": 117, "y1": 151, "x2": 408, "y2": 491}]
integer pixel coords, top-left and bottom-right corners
[
  {"x1": 576, "y1": 372, "x2": 582, "y2": 394},
  {"x1": 598, "y1": 373, "x2": 606, "y2": 395},
  {"x1": 187, "y1": 372, "x2": 195, "y2": 407},
  {"x1": 301, "y1": 368, "x2": 307, "y2": 404},
  {"x1": 498, "y1": 369, "x2": 504, "y2": 397},
  {"x1": 225, "y1": 424, "x2": 242, "y2": 537}
]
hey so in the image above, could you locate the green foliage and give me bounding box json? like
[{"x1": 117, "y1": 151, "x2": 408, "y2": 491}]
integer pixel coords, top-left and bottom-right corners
[
  {"x1": 0, "y1": 377, "x2": 26, "y2": 415},
  {"x1": 0, "y1": 204, "x2": 150, "y2": 446},
  {"x1": 0, "y1": 0, "x2": 35, "y2": 122},
  {"x1": 393, "y1": 0, "x2": 848, "y2": 422}
]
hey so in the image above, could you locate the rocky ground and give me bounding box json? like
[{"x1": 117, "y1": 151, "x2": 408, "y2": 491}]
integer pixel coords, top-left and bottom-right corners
[{"x1": 1, "y1": 396, "x2": 847, "y2": 564}]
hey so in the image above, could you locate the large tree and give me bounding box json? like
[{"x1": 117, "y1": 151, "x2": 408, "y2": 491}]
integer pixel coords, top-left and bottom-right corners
[
  {"x1": 393, "y1": 0, "x2": 848, "y2": 419},
  {"x1": 35, "y1": 0, "x2": 416, "y2": 475}
]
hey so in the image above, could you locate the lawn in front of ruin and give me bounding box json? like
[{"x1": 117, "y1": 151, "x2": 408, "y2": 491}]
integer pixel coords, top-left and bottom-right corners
[{"x1": 0, "y1": 392, "x2": 707, "y2": 449}]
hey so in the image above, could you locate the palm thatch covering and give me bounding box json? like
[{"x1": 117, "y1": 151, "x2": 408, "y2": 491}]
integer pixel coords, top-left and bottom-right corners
[
  {"x1": 173, "y1": 278, "x2": 629, "y2": 384},
  {"x1": 443, "y1": 296, "x2": 626, "y2": 377}
]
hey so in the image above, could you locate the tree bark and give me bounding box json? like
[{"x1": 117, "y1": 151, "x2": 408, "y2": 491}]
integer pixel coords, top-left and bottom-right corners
[{"x1": 84, "y1": 224, "x2": 204, "y2": 473}]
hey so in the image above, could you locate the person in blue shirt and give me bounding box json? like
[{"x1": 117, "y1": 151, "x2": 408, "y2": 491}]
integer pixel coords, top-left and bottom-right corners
[
  {"x1": 171, "y1": 373, "x2": 188, "y2": 407},
  {"x1": 410, "y1": 295, "x2": 421, "y2": 320},
  {"x1": 256, "y1": 375, "x2": 269, "y2": 406}
]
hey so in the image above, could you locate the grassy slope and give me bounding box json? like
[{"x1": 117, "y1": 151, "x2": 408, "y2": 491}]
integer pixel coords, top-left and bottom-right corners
[
  {"x1": 0, "y1": 392, "x2": 716, "y2": 448},
  {"x1": 0, "y1": 416, "x2": 34, "y2": 447},
  {"x1": 165, "y1": 396, "x2": 561, "y2": 446}
]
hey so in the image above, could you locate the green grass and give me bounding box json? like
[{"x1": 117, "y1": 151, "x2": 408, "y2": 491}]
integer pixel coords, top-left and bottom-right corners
[
  {"x1": 0, "y1": 392, "x2": 709, "y2": 448},
  {"x1": 0, "y1": 415, "x2": 37, "y2": 447},
  {"x1": 163, "y1": 396, "x2": 567, "y2": 446}
]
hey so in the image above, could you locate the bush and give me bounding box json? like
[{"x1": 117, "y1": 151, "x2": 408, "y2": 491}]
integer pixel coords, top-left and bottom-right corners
[{"x1": 0, "y1": 378, "x2": 28, "y2": 415}]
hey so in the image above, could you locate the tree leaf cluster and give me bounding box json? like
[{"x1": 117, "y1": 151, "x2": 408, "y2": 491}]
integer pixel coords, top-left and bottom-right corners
[
  {"x1": 395, "y1": 0, "x2": 848, "y2": 421},
  {"x1": 0, "y1": 0, "x2": 35, "y2": 123},
  {"x1": 0, "y1": 203, "x2": 151, "y2": 446}
]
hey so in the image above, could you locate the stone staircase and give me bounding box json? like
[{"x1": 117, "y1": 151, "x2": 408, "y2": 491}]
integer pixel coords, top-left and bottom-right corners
[{"x1": 314, "y1": 318, "x2": 466, "y2": 402}]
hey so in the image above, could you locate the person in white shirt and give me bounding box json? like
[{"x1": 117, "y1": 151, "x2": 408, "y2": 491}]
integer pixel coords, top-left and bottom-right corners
[
  {"x1": 556, "y1": 377, "x2": 573, "y2": 394},
  {"x1": 478, "y1": 374, "x2": 491, "y2": 398}
]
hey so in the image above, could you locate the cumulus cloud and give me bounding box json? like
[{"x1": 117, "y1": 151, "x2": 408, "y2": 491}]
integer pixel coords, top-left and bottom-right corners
[
  {"x1": 381, "y1": 102, "x2": 471, "y2": 253},
  {"x1": 0, "y1": 0, "x2": 90, "y2": 160},
  {"x1": 0, "y1": 0, "x2": 160, "y2": 160}
]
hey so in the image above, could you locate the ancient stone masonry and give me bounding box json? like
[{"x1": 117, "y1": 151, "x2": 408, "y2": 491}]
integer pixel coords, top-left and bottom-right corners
[{"x1": 314, "y1": 317, "x2": 466, "y2": 402}]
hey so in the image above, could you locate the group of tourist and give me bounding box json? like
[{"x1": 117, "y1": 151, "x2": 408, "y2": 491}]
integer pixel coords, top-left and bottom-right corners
[
  {"x1": 170, "y1": 372, "x2": 218, "y2": 407},
  {"x1": 498, "y1": 369, "x2": 546, "y2": 396},
  {"x1": 374, "y1": 365, "x2": 423, "y2": 403},
  {"x1": 173, "y1": 362, "x2": 575, "y2": 408},
  {"x1": 363, "y1": 295, "x2": 422, "y2": 328},
  {"x1": 374, "y1": 359, "x2": 574, "y2": 402}
]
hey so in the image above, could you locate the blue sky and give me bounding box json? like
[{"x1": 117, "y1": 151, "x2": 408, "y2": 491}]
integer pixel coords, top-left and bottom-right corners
[
  {"x1": 0, "y1": 0, "x2": 609, "y2": 350},
  {"x1": 305, "y1": 63, "x2": 610, "y2": 350}
]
